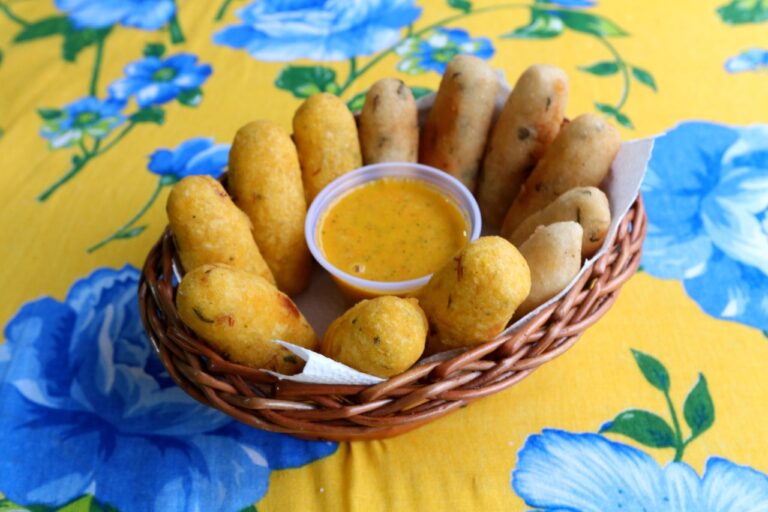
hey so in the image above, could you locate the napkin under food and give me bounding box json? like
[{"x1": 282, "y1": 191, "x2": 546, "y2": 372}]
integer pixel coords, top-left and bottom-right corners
[
  {"x1": 272, "y1": 84, "x2": 655, "y2": 385},
  {"x1": 263, "y1": 340, "x2": 384, "y2": 385}
]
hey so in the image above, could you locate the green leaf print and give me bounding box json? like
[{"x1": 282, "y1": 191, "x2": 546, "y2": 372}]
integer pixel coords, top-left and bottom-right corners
[
  {"x1": 0, "y1": 498, "x2": 18, "y2": 511},
  {"x1": 215, "y1": 0, "x2": 238, "y2": 22},
  {"x1": 0, "y1": 497, "x2": 49, "y2": 511},
  {"x1": 178, "y1": 87, "x2": 203, "y2": 107},
  {"x1": 13, "y1": 16, "x2": 69, "y2": 43},
  {"x1": 603, "y1": 350, "x2": 716, "y2": 462},
  {"x1": 600, "y1": 409, "x2": 676, "y2": 448},
  {"x1": 346, "y1": 91, "x2": 367, "y2": 112},
  {"x1": 501, "y1": 9, "x2": 564, "y2": 39},
  {"x1": 143, "y1": 42, "x2": 166, "y2": 58},
  {"x1": 683, "y1": 374, "x2": 715, "y2": 439},
  {"x1": 16, "y1": 16, "x2": 110, "y2": 63},
  {"x1": 274, "y1": 66, "x2": 340, "y2": 99},
  {"x1": 168, "y1": 11, "x2": 185, "y2": 44},
  {"x1": 62, "y1": 26, "x2": 111, "y2": 63},
  {"x1": 631, "y1": 66, "x2": 657, "y2": 91},
  {"x1": 448, "y1": 0, "x2": 472, "y2": 14},
  {"x1": 631, "y1": 349, "x2": 670, "y2": 392},
  {"x1": 0, "y1": 494, "x2": 117, "y2": 512},
  {"x1": 130, "y1": 107, "x2": 165, "y2": 125},
  {"x1": 57, "y1": 494, "x2": 104, "y2": 512},
  {"x1": 717, "y1": 0, "x2": 768, "y2": 24},
  {"x1": 548, "y1": 9, "x2": 629, "y2": 37},
  {"x1": 37, "y1": 108, "x2": 64, "y2": 121},
  {"x1": 594, "y1": 102, "x2": 633, "y2": 129},
  {"x1": 578, "y1": 60, "x2": 620, "y2": 76}
]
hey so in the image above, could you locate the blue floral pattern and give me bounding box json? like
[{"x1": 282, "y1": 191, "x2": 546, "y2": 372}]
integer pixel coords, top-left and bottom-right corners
[
  {"x1": 725, "y1": 48, "x2": 768, "y2": 72},
  {"x1": 148, "y1": 137, "x2": 230, "y2": 181},
  {"x1": 55, "y1": 0, "x2": 176, "y2": 30},
  {"x1": 0, "y1": 266, "x2": 337, "y2": 511},
  {"x1": 34, "y1": 44, "x2": 213, "y2": 202},
  {"x1": 395, "y1": 28, "x2": 494, "y2": 74},
  {"x1": 641, "y1": 122, "x2": 768, "y2": 331},
  {"x1": 40, "y1": 97, "x2": 124, "y2": 149},
  {"x1": 213, "y1": 0, "x2": 421, "y2": 61},
  {"x1": 109, "y1": 54, "x2": 212, "y2": 108},
  {"x1": 512, "y1": 430, "x2": 768, "y2": 511}
]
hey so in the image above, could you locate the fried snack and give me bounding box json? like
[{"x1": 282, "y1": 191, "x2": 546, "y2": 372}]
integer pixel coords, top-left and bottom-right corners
[
  {"x1": 293, "y1": 92, "x2": 362, "y2": 202},
  {"x1": 507, "y1": 186, "x2": 610, "y2": 258},
  {"x1": 177, "y1": 264, "x2": 316, "y2": 374},
  {"x1": 423, "y1": 333, "x2": 458, "y2": 357},
  {"x1": 228, "y1": 120, "x2": 311, "y2": 295},
  {"x1": 166, "y1": 175, "x2": 275, "y2": 284},
  {"x1": 359, "y1": 78, "x2": 418, "y2": 164},
  {"x1": 419, "y1": 55, "x2": 499, "y2": 191},
  {"x1": 418, "y1": 236, "x2": 531, "y2": 347},
  {"x1": 516, "y1": 222, "x2": 583, "y2": 317},
  {"x1": 501, "y1": 113, "x2": 621, "y2": 235},
  {"x1": 321, "y1": 296, "x2": 427, "y2": 378},
  {"x1": 477, "y1": 64, "x2": 568, "y2": 227}
]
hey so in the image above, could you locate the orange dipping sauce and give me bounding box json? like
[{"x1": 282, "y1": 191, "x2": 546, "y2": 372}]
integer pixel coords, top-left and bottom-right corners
[{"x1": 318, "y1": 178, "x2": 469, "y2": 283}]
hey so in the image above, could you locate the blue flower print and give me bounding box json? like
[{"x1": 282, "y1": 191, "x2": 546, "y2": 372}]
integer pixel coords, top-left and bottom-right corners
[
  {"x1": 108, "y1": 54, "x2": 212, "y2": 108},
  {"x1": 55, "y1": 0, "x2": 176, "y2": 30},
  {"x1": 395, "y1": 28, "x2": 494, "y2": 75},
  {"x1": 148, "y1": 137, "x2": 230, "y2": 182},
  {"x1": 512, "y1": 430, "x2": 768, "y2": 510},
  {"x1": 725, "y1": 48, "x2": 768, "y2": 72},
  {"x1": 641, "y1": 122, "x2": 768, "y2": 331},
  {"x1": 40, "y1": 96, "x2": 124, "y2": 149},
  {"x1": 0, "y1": 266, "x2": 337, "y2": 511},
  {"x1": 642, "y1": 122, "x2": 768, "y2": 329},
  {"x1": 214, "y1": 0, "x2": 422, "y2": 61}
]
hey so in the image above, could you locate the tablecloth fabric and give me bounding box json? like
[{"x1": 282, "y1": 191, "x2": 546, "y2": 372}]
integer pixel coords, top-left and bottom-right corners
[{"x1": 1, "y1": 1, "x2": 767, "y2": 510}]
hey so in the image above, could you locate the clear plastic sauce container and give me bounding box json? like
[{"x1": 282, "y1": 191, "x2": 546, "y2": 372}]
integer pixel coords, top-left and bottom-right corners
[{"x1": 306, "y1": 162, "x2": 482, "y2": 299}]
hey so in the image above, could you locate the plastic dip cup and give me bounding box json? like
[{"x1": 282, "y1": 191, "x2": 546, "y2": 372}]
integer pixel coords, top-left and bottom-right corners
[{"x1": 305, "y1": 162, "x2": 482, "y2": 299}]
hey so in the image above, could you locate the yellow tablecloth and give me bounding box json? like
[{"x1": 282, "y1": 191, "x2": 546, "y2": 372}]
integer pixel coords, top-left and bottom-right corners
[{"x1": 1, "y1": 1, "x2": 767, "y2": 510}]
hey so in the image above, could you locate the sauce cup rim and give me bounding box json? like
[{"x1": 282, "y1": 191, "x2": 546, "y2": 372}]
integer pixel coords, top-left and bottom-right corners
[{"x1": 305, "y1": 162, "x2": 482, "y2": 295}]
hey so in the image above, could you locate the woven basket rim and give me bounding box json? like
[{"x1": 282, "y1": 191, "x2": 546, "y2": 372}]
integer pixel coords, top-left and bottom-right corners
[{"x1": 138, "y1": 194, "x2": 646, "y2": 441}]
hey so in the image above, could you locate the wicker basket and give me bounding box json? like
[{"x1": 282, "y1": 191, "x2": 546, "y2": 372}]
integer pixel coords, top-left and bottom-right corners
[{"x1": 138, "y1": 193, "x2": 646, "y2": 441}]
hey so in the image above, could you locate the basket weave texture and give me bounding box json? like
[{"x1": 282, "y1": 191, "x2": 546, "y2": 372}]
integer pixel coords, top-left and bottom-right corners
[{"x1": 138, "y1": 195, "x2": 646, "y2": 441}]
